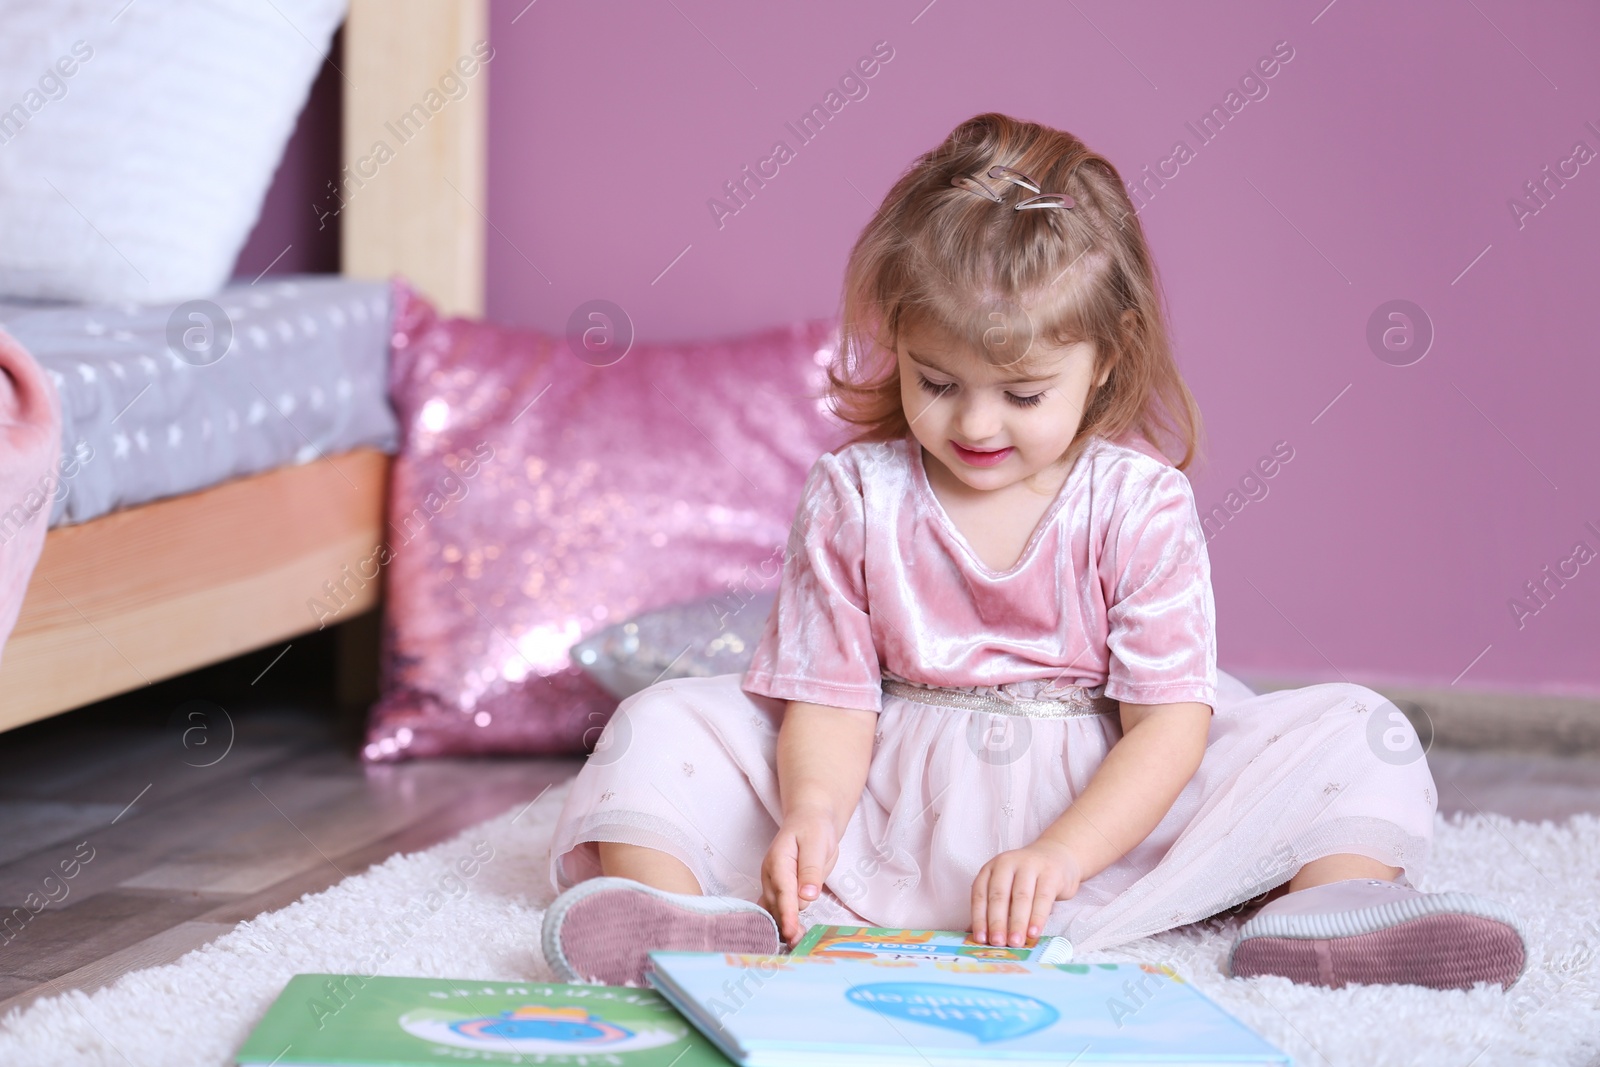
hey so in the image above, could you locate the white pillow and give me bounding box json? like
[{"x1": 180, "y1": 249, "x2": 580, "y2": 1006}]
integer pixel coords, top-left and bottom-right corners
[{"x1": 0, "y1": 0, "x2": 346, "y2": 303}]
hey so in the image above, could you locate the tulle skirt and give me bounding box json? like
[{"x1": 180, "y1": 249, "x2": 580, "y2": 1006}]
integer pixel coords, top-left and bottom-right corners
[{"x1": 547, "y1": 669, "x2": 1436, "y2": 953}]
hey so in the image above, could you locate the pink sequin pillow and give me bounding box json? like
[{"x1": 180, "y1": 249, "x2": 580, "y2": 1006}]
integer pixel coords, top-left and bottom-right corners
[{"x1": 365, "y1": 280, "x2": 847, "y2": 761}]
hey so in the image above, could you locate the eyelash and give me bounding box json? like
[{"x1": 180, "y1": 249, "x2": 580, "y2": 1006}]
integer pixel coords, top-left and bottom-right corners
[{"x1": 915, "y1": 373, "x2": 1044, "y2": 408}]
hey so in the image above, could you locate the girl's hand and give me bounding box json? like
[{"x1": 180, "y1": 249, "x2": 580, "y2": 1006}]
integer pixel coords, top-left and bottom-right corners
[
  {"x1": 971, "y1": 837, "x2": 1083, "y2": 948},
  {"x1": 758, "y1": 805, "x2": 839, "y2": 947}
]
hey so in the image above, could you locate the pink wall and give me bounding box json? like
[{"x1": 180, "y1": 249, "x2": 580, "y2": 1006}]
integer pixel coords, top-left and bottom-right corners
[
  {"x1": 231, "y1": 28, "x2": 343, "y2": 281},
  {"x1": 491, "y1": 2, "x2": 1599, "y2": 697},
  {"x1": 232, "y1": 3, "x2": 1596, "y2": 697}
]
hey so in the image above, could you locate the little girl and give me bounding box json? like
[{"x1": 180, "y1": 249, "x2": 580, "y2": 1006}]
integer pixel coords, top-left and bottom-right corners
[{"x1": 540, "y1": 113, "x2": 1526, "y2": 992}]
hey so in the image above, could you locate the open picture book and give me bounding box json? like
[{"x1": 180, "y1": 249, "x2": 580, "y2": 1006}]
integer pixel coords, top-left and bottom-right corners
[{"x1": 646, "y1": 953, "x2": 1291, "y2": 1066}]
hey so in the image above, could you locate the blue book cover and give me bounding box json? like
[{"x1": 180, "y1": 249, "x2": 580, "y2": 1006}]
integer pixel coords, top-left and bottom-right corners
[{"x1": 647, "y1": 953, "x2": 1290, "y2": 1066}]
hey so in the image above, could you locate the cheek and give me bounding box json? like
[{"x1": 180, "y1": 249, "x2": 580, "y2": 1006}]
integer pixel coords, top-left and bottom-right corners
[
  {"x1": 898, "y1": 375, "x2": 918, "y2": 411},
  {"x1": 1019, "y1": 394, "x2": 1088, "y2": 453},
  {"x1": 905, "y1": 406, "x2": 948, "y2": 455},
  {"x1": 898, "y1": 379, "x2": 928, "y2": 434},
  {"x1": 901, "y1": 377, "x2": 945, "y2": 424},
  {"x1": 1016, "y1": 412, "x2": 1063, "y2": 450},
  {"x1": 1058, "y1": 374, "x2": 1098, "y2": 420}
]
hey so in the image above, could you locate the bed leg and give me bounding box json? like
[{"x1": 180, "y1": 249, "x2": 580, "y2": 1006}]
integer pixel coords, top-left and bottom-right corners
[{"x1": 335, "y1": 605, "x2": 383, "y2": 717}]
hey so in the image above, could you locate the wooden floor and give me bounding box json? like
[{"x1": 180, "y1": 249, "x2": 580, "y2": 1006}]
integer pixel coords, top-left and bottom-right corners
[
  {"x1": 0, "y1": 620, "x2": 580, "y2": 1019},
  {"x1": 0, "y1": 623, "x2": 1597, "y2": 1021}
]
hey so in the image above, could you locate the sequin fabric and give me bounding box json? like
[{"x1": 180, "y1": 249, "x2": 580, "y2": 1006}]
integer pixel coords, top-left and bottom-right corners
[{"x1": 364, "y1": 279, "x2": 848, "y2": 761}]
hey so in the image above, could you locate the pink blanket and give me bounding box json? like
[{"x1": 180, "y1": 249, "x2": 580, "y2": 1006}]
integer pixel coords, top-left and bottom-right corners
[{"x1": 0, "y1": 327, "x2": 62, "y2": 670}]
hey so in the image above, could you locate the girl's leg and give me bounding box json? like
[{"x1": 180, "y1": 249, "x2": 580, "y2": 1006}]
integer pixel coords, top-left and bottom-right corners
[
  {"x1": 1051, "y1": 680, "x2": 1437, "y2": 954},
  {"x1": 541, "y1": 675, "x2": 788, "y2": 984},
  {"x1": 1227, "y1": 684, "x2": 1525, "y2": 989},
  {"x1": 598, "y1": 842, "x2": 702, "y2": 894},
  {"x1": 549, "y1": 675, "x2": 787, "y2": 901},
  {"x1": 1287, "y1": 853, "x2": 1400, "y2": 892}
]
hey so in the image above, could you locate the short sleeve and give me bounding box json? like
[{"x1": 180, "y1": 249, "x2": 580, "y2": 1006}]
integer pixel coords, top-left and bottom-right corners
[
  {"x1": 741, "y1": 451, "x2": 882, "y2": 712},
  {"x1": 1100, "y1": 463, "x2": 1217, "y2": 709}
]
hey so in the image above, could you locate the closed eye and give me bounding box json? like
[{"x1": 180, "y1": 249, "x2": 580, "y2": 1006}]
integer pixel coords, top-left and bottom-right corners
[{"x1": 915, "y1": 372, "x2": 1044, "y2": 408}]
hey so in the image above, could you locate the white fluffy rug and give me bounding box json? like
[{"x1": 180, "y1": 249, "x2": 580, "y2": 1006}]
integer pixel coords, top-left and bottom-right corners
[{"x1": 3, "y1": 781, "x2": 1598, "y2": 1066}]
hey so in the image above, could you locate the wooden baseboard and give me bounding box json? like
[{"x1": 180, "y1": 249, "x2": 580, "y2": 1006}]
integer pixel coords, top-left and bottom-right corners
[
  {"x1": 1241, "y1": 675, "x2": 1600, "y2": 756},
  {"x1": 0, "y1": 450, "x2": 391, "y2": 733}
]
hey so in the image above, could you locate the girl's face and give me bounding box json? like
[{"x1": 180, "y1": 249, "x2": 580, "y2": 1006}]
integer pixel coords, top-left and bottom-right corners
[{"x1": 896, "y1": 320, "x2": 1108, "y2": 494}]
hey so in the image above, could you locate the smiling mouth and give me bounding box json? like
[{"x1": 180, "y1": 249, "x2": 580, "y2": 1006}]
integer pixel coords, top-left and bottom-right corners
[{"x1": 950, "y1": 441, "x2": 1014, "y2": 467}]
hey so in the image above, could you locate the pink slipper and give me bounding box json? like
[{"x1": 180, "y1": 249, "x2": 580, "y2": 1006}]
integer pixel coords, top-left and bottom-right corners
[
  {"x1": 1228, "y1": 878, "x2": 1527, "y2": 990},
  {"x1": 541, "y1": 876, "x2": 781, "y2": 986}
]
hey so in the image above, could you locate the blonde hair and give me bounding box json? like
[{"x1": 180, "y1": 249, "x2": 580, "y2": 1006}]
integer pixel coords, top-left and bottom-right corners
[{"x1": 827, "y1": 112, "x2": 1203, "y2": 471}]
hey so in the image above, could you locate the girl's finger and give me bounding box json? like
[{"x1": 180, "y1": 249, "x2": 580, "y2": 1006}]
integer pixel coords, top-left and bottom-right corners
[
  {"x1": 768, "y1": 837, "x2": 800, "y2": 944},
  {"x1": 970, "y1": 863, "x2": 993, "y2": 943},
  {"x1": 1027, "y1": 882, "x2": 1056, "y2": 942},
  {"x1": 758, "y1": 862, "x2": 783, "y2": 927},
  {"x1": 1007, "y1": 870, "x2": 1037, "y2": 947},
  {"x1": 986, "y1": 864, "x2": 1015, "y2": 946},
  {"x1": 795, "y1": 834, "x2": 829, "y2": 910}
]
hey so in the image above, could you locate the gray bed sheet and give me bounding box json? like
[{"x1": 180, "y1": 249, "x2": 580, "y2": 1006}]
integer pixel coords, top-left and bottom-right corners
[{"x1": 0, "y1": 275, "x2": 399, "y2": 529}]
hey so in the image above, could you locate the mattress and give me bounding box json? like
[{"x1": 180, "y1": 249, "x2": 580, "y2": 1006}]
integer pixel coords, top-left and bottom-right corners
[{"x1": 0, "y1": 275, "x2": 399, "y2": 529}]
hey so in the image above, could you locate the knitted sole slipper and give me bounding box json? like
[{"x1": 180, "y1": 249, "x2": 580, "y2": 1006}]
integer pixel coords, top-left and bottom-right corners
[
  {"x1": 542, "y1": 876, "x2": 781, "y2": 986},
  {"x1": 1229, "y1": 891, "x2": 1526, "y2": 990}
]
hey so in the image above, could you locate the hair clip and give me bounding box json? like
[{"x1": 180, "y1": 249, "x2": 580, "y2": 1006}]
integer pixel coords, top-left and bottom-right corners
[
  {"x1": 986, "y1": 165, "x2": 1040, "y2": 194},
  {"x1": 950, "y1": 173, "x2": 1004, "y2": 203},
  {"x1": 952, "y1": 165, "x2": 1076, "y2": 211},
  {"x1": 1016, "y1": 193, "x2": 1075, "y2": 210}
]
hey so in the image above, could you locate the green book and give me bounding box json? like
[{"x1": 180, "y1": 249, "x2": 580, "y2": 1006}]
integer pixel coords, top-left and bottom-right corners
[
  {"x1": 236, "y1": 973, "x2": 735, "y2": 1066},
  {"x1": 790, "y1": 925, "x2": 1074, "y2": 965}
]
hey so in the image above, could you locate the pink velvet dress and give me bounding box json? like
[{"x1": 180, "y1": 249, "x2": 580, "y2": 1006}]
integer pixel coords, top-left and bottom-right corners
[{"x1": 548, "y1": 433, "x2": 1437, "y2": 953}]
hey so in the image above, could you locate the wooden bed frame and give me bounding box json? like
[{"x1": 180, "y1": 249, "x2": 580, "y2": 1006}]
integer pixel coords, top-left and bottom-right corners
[{"x1": 0, "y1": 0, "x2": 488, "y2": 732}]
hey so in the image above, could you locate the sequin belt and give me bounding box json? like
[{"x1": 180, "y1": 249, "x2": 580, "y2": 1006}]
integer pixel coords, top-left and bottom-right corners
[{"x1": 880, "y1": 675, "x2": 1119, "y2": 719}]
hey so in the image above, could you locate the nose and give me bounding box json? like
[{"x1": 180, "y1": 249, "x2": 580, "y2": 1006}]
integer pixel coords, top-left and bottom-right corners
[{"x1": 953, "y1": 392, "x2": 1003, "y2": 443}]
